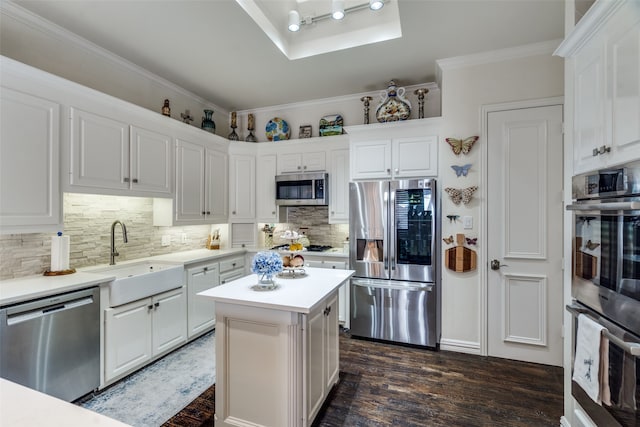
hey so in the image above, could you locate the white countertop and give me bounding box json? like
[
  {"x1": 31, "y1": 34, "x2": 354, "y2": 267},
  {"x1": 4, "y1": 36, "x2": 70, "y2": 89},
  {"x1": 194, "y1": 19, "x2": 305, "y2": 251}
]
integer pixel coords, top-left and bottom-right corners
[
  {"x1": 0, "y1": 248, "x2": 246, "y2": 306},
  {"x1": 199, "y1": 267, "x2": 354, "y2": 313},
  {"x1": 149, "y1": 248, "x2": 246, "y2": 264},
  {"x1": 0, "y1": 379, "x2": 130, "y2": 427},
  {"x1": 0, "y1": 271, "x2": 114, "y2": 306}
]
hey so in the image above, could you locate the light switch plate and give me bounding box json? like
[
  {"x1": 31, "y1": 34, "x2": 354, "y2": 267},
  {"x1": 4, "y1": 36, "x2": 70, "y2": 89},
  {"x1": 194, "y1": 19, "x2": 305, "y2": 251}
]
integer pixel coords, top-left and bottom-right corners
[
  {"x1": 161, "y1": 235, "x2": 171, "y2": 246},
  {"x1": 463, "y1": 216, "x2": 473, "y2": 229}
]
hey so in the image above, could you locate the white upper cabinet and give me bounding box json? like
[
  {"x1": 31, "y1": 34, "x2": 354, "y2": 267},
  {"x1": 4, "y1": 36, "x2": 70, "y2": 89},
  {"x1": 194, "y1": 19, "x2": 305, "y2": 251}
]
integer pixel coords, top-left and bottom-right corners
[
  {"x1": 328, "y1": 148, "x2": 349, "y2": 224},
  {"x1": 229, "y1": 152, "x2": 256, "y2": 221},
  {"x1": 0, "y1": 87, "x2": 61, "y2": 233},
  {"x1": 157, "y1": 135, "x2": 227, "y2": 226},
  {"x1": 346, "y1": 118, "x2": 441, "y2": 180},
  {"x1": 556, "y1": 0, "x2": 640, "y2": 173},
  {"x1": 256, "y1": 153, "x2": 278, "y2": 222},
  {"x1": 70, "y1": 108, "x2": 173, "y2": 196},
  {"x1": 277, "y1": 150, "x2": 326, "y2": 174},
  {"x1": 130, "y1": 126, "x2": 172, "y2": 194}
]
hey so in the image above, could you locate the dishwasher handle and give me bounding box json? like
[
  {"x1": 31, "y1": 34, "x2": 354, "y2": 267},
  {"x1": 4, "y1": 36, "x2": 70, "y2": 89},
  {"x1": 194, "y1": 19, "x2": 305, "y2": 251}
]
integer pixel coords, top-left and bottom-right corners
[{"x1": 6, "y1": 296, "x2": 95, "y2": 326}]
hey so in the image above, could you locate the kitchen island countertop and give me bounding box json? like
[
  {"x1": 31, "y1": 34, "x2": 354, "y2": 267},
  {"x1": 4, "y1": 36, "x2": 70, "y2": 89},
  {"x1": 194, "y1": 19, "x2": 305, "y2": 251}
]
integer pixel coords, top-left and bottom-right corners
[{"x1": 199, "y1": 266, "x2": 353, "y2": 313}]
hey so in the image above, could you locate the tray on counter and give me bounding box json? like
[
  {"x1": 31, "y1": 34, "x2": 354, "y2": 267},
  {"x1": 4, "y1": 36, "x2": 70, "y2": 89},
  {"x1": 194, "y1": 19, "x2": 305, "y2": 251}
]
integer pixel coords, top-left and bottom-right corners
[{"x1": 278, "y1": 267, "x2": 307, "y2": 278}]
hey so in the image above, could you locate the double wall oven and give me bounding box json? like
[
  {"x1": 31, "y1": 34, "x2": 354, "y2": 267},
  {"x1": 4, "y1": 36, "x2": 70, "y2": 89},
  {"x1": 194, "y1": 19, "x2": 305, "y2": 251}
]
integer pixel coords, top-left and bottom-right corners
[{"x1": 568, "y1": 161, "x2": 640, "y2": 426}]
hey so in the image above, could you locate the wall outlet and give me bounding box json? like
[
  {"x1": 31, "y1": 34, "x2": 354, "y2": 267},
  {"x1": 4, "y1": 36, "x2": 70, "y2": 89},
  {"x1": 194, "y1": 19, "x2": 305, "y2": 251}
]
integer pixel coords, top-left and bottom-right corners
[
  {"x1": 181, "y1": 233, "x2": 188, "y2": 243},
  {"x1": 463, "y1": 216, "x2": 473, "y2": 229},
  {"x1": 161, "y1": 235, "x2": 171, "y2": 246}
]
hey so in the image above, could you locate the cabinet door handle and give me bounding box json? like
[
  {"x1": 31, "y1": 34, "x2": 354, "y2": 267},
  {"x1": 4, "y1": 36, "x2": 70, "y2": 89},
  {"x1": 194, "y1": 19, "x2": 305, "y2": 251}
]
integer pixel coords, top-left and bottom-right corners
[
  {"x1": 202, "y1": 211, "x2": 206, "y2": 215},
  {"x1": 232, "y1": 210, "x2": 236, "y2": 215},
  {"x1": 154, "y1": 302, "x2": 160, "y2": 308},
  {"x1": 297, "y1": 166, "x2": 301, "y2": 170},
  {"x1": 147, "y1": 304, "x2": 153, "y2": 310},
  {"x1": 124, "y1": 177, "x2": 130, "y2": 182},
  {"x1": 203, "y1": 267, "x2": 208, "y2": 272},
  {"x1": 303, "y1": 165, "x2": 307, "y2": 169},
  {"x1": 394, "y1": 168, "x2": 399, "y2": 173},
  {"x1": 272, "y1": 211, "x2": 276, "y2": 215},
  {"x1": 221, "y1": 280, "x2": 226, "y2": 284},
  {"x1": 132, "y1": 178, "x2": 138, "y2": 183},
  {"x1": 232, "y1": 262, "x2": 236, "y2": 267},
  {"x1": 386, "y1": 168, "x2": 391, "y2": 174}
]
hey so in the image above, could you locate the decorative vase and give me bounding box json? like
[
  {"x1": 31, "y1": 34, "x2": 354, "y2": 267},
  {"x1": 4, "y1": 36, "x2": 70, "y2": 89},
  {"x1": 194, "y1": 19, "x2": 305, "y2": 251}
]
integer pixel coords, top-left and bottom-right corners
[
  {"x1": 258, "y1": 273, "x2": 275, "y2": 286},
  {"x1": 375, "y1": 80, "x2": 411, "y2": 123},
  {"x1": 201, "y1": 110, "x2": 216, "y2": 133},
  {"x1": 360, "y1": 96, "x2": 372, "y2": 124}
]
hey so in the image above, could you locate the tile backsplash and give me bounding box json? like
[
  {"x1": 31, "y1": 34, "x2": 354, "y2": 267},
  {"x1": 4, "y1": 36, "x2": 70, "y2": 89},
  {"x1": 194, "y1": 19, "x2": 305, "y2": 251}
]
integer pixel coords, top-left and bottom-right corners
[
  {"x1": 0, "y1": 196, "x2": 349, "y2": 280},
  {"x1": 0, "y1": 193, "x2": 213, "y2": 280}
]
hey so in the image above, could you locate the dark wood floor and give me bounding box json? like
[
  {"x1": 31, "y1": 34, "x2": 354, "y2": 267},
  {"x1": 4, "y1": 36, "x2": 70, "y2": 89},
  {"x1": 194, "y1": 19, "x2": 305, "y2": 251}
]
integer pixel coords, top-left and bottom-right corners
[{"x1": 164, "y1": 332, "x2": 564, "y2": 426}]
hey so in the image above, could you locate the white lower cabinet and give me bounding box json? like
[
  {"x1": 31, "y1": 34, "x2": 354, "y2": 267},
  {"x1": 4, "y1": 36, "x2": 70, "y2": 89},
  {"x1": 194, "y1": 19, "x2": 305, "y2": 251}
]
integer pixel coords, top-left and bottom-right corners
[
  {"x1": 306, "y1": 293, "x2": 339, "y2": 425},
  {"x1": 304, "y1": 258, "x2": 349, "y2": 327},
  {"x1": 104, "y1": 286, "x2": 187, "y2": 382},
  {"x1": 219, "y1": 255, "x2": 246, "y2": 284},
  {"x1": 187, "y1": 262, "x2": 219, "y2": 338}
]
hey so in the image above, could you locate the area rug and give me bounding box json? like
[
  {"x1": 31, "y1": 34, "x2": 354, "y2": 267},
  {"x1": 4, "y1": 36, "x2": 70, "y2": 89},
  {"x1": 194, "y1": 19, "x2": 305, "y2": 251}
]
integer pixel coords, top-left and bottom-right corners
[
  {"x1": 161, "y1": 371, "x2": 361, "y2": 427},
  {"x1": 79, "y1": 331, "x2": 216, "y2": 427}
]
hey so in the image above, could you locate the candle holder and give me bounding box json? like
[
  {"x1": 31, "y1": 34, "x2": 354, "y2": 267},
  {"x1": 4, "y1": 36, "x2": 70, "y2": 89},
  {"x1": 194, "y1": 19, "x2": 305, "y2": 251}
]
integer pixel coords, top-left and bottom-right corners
[
  {"x1": 413, "y1": 88, "x2": 429, "y2": 119},
  {"x1": 360, "y1": 96, "x2": 373, "y2": 124},
  {"x1": 228, "y1": 111, "x2": 239, "y2": 141},
  {"x1": 161, "y1": 99, "x2": 171, "y2": 117},
  {"x1": 245, "y1": 113, "x2": 257, "y2": 142}
]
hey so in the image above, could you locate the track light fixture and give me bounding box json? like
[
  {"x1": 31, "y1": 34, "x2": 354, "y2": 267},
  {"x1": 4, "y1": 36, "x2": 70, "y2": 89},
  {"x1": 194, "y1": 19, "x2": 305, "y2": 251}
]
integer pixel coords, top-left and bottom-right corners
[
  {"x1": 369, "y1": 0, "x2": 384, "y2": 10},
  {"x1": 288, "y1": 10, "x2": 301, "y2": 32},
  {"x1": 287, "y1": 0, "x2": 385, "y2": 32},
  {"x1": 331, "y1": 0, "x2": 345, "y2": 20}
]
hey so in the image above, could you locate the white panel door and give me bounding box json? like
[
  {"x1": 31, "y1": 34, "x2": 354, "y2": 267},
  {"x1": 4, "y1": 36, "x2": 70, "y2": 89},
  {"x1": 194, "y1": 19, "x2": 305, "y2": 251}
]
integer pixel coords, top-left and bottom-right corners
[
  {"x1": 229, "y1": 154, "x2": 256, "y2": 221},
  {"x1": 256, "y1": 153, "x2": 277, "y2": 222},
  {"x1": 487, "y1": 104, "x2": 563, "y2": 366},
  {"x1": 329, "y1": 148, "x2": 349, "y2": 223},
  {"x1": 152, "y1": 287, "x2": 187, "y2": 356},
  {"x1": 350, "y1": 140, "x2": 391, "y2": 179},
  {"x1": 392, "y1": 136, "x2": 438, "y2": 178}
]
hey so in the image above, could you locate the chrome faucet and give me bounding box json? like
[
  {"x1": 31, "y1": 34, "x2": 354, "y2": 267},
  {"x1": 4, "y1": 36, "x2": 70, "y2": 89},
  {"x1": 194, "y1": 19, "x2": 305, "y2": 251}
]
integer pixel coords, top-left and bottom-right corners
[{"x1": 110, "y1": 220, "x2": 128, "y2": 265}]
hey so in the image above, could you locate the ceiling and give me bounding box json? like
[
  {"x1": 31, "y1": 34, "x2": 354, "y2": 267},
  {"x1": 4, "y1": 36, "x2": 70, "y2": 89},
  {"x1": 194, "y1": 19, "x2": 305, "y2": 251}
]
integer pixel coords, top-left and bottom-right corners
[{"x1": 11, "y1": 0, "x2": 565, "y2": 111}]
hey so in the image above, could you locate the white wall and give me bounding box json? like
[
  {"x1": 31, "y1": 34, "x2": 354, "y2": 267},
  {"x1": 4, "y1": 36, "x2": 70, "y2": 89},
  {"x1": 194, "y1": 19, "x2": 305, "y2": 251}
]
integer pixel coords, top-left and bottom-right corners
[
  {"x1": 438, "y1": 48, "x2": 564, "y2": 352},
  {"x1": 0, "y1": 3, "x2": 230, "y2": 135}
]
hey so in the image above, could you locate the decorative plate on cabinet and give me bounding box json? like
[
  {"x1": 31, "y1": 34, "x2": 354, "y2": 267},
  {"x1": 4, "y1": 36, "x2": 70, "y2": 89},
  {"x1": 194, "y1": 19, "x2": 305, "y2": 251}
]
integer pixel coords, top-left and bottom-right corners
[
  {"x1": 319, "y1": 114, "x2": 343, "y2": 137},
  {"x1": 265, "y1": 117, "x2": 290, "y2": 141}
]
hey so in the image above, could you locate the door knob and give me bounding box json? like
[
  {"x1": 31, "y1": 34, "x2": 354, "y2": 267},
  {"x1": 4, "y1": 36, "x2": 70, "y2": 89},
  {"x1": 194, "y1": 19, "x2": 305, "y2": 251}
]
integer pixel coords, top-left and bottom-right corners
[{"x1": 490, "y1": 259, "x2": 509, "y2": 270}]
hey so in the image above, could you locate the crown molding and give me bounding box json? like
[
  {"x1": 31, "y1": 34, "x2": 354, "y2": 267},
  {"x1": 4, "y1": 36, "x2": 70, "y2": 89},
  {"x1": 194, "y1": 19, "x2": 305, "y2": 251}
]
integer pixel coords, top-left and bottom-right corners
[
  {"x1": 436, "y1": 39, "x2": 563, "y2": 72},
  {"x1": 554, "y1": 0, "x2": 626, "y2": 57},
  {"x1": 0, "y1": 1, "x2": 224, "y2": 112},
  {"x1": 236, "y1": 81, "x2": 439, "y2": 115}
]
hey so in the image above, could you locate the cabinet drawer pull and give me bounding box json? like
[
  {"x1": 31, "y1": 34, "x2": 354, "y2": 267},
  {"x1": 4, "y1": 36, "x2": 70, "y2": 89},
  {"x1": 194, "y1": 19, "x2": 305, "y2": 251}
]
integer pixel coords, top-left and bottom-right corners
[
  {"x1": 202, "y1": 211, "x2": 206, "y2": 215},
  {"x1": 147, "y1": 304, "x2": 153, "y2": 310},
  {"x1": 154, "y1": 302, "x2": 160, "y2": 308},
  {"x1": 203, "y1": 267, "x2": 208, "y2": 272},
  {"x1": 124, "y1": 177, "x2": 130, "y2": 182},
  {"x1": 232, "y1": 262, "x2": 236, "y2": 267},
  {"x1": 132, "y1": 178, "x2": 138, "y2": 183},
  {"x1": 232, "y1": 211, "x2": 236, "y2": 215},
  {"x1": 206, "y1": 211, "x2": 211, "y2": 215}
]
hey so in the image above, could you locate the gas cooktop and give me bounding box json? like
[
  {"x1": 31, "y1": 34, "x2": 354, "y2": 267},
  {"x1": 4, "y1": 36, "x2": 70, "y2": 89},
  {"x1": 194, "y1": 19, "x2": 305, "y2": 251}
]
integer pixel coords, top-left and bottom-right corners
[{"x1": 270, "y1": 244, "x2": 333, "y2": 252}]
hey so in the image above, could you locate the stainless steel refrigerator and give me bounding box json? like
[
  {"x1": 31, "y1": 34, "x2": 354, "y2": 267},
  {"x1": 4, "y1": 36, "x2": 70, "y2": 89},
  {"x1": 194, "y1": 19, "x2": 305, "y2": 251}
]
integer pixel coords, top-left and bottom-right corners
[{"x1": 349, "y1": 179, "x2": 440, "y2": 348}]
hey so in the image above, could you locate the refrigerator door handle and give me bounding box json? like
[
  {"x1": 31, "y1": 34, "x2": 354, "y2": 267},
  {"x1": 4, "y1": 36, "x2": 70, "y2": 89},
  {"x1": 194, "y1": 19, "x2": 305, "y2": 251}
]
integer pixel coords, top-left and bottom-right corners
[
  {"x1": 383, "y1": 255, "x2": 389, "y2": 271},
  {"x1": 391, "y1": 255, "x2": 396, "y2": 270}
]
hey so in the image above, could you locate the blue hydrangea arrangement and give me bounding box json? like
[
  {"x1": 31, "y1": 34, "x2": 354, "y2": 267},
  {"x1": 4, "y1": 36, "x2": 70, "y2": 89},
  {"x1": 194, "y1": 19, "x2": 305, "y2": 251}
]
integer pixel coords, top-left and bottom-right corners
[{"x1": 251, "y1": 251, "x2": 283, "y2": 281}]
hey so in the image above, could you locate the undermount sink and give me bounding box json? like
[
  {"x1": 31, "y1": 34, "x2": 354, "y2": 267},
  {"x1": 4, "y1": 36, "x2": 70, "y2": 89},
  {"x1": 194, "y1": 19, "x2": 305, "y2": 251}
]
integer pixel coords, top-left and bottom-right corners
[{"x1": 89, "y1": 261, "x2": 184, "y2": 306}]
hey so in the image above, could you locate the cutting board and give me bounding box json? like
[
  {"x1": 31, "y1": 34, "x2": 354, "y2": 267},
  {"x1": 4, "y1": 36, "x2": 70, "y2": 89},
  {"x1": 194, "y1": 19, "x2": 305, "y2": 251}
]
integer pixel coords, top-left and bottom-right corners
[{"x1": 445, "y1": 234, "x2": 477, "y2": 272}]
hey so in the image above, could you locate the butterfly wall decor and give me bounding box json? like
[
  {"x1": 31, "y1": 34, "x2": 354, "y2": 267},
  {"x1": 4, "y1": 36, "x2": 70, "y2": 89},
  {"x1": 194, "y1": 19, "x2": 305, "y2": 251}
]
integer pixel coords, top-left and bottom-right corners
[
  {"x1": 466, "y1": 237, "x2": 477, "y2": 246},
  {"x1": 443, "y1": 235, "x2": 454, "y2": 245},
  {"x1": 444, "y1": 186, "x2": 478, "y2": 205},
  {"x1": 446, "y1": 136, "x2": 479, "y2": 155},
  {"x1": 451, "y1": 164, "x2": 472, "y2": 177},
  {"x1": 585, "y1": 240, "x2": 600, "y2": 250},
  {"x1": 446, "y1": 214, "x2": 459, "y2": 223}
]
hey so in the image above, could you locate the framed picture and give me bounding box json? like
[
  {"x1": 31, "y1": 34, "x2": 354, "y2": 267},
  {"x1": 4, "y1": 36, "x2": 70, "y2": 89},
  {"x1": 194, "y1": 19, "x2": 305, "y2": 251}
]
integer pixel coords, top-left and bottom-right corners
[{"x1": 299, "y1": 125, "x2": 312, "y2": 139}]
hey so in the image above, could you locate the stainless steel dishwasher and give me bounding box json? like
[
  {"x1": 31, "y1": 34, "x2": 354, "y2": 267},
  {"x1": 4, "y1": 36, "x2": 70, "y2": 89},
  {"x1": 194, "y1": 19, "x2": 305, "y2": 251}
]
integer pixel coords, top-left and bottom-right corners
[{"x1": 0, "y1": 287, "x2": 100, "y2": 402}]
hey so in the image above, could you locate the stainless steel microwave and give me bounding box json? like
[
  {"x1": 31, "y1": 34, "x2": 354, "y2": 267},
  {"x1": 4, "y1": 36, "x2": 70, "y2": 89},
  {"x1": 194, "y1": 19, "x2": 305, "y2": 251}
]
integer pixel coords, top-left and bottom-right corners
[{"x1": 275, "y1": 173, "x2": 328, "y2": 206}]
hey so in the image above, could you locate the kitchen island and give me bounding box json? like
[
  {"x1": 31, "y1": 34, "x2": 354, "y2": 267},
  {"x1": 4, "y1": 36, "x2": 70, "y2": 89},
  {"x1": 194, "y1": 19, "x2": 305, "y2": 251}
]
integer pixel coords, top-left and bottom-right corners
[{"x1": 199, "y1": 267, "x2": 354, "y2": 427}]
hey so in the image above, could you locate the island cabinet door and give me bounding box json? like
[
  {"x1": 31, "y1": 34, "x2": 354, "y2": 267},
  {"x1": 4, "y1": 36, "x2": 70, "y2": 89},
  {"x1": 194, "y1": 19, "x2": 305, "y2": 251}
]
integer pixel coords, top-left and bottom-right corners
[{"x1": 306, "y1": 291, "x2": 340, "y2": 426}]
